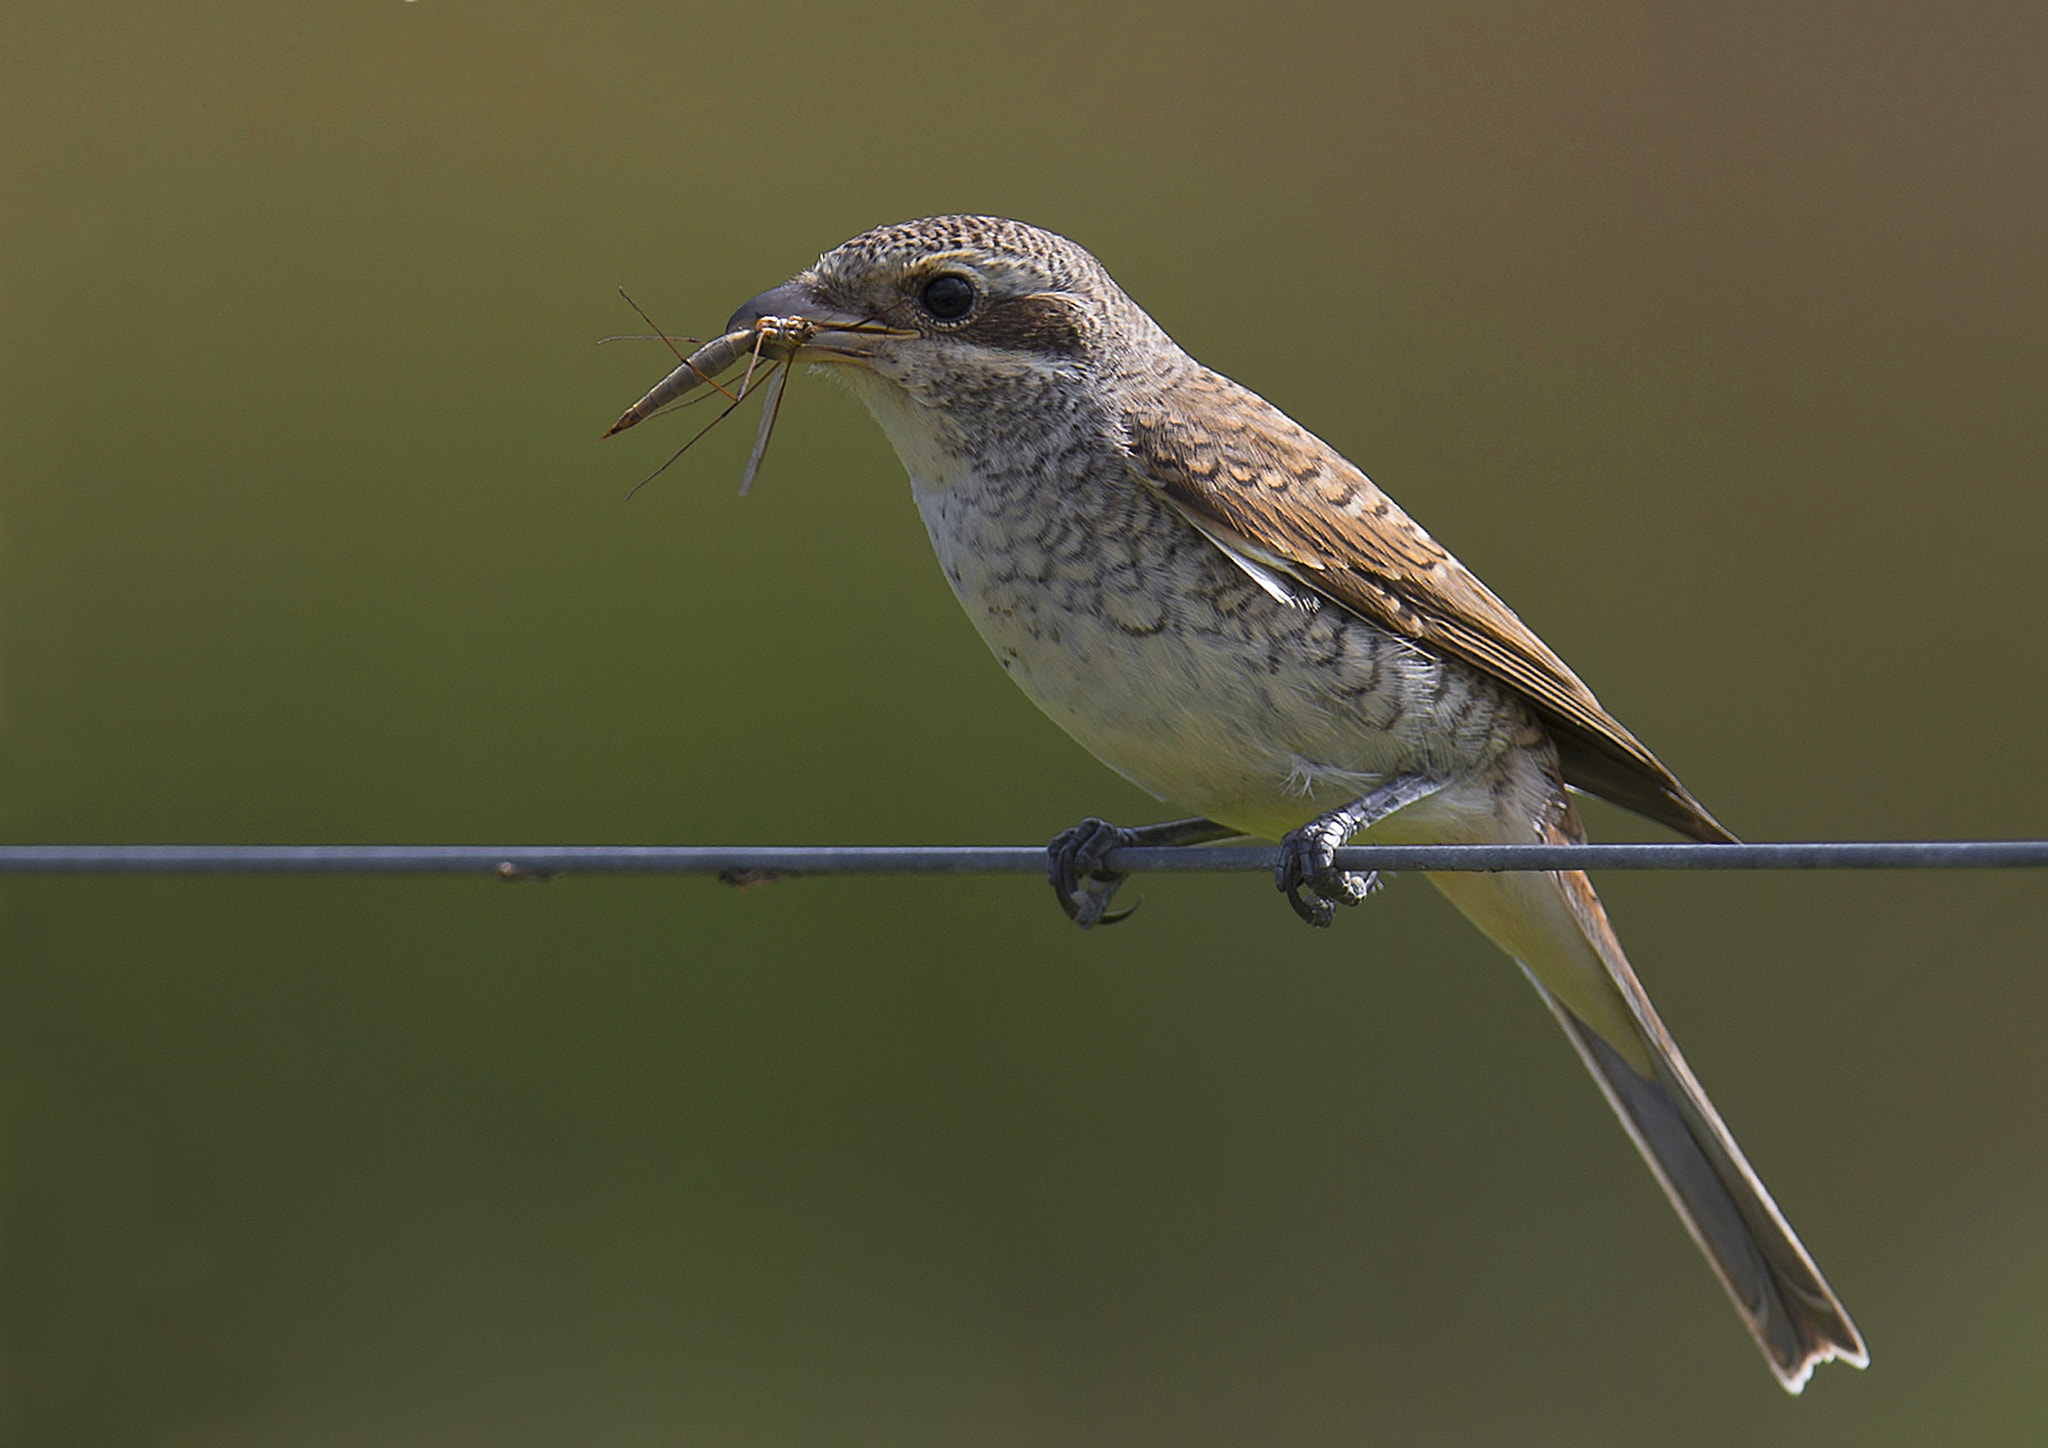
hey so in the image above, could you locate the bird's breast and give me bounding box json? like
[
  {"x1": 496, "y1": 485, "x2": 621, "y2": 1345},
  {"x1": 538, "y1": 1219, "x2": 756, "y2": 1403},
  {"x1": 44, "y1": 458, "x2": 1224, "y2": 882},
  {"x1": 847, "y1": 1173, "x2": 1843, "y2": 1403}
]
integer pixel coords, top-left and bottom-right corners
[{"x1": 891, "y1": 436, "x2": 1522, "y2": 836}]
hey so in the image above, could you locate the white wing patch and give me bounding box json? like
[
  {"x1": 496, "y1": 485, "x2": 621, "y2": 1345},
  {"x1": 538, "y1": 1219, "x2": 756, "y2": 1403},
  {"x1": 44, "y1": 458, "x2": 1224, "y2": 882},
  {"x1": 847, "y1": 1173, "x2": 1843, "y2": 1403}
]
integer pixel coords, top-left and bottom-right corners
[{"x1": 1182, "y1": 513, "x2": 1324, "y2": 611}]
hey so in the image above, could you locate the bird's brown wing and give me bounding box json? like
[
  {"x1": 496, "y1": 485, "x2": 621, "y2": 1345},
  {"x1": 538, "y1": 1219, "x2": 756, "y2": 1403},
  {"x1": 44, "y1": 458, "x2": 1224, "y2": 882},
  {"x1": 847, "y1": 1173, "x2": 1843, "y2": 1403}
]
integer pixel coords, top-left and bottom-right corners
[{"x1": 1122, "y1": 369, "x2": 1735, "y2": 844}]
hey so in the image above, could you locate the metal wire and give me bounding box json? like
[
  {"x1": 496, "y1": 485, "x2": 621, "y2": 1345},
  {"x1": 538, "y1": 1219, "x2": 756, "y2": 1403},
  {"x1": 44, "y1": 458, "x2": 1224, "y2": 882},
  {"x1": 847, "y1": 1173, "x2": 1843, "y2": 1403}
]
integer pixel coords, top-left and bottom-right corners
[{"x1": 0, "y1": 840, "x2": 2043, "y2": 876}]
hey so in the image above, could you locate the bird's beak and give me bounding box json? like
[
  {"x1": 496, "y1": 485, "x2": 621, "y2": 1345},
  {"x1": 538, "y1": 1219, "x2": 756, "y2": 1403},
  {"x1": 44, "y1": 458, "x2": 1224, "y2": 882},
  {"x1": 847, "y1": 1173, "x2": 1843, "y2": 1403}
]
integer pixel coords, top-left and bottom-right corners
[
  {"x1": 604, "y1": 279, "x2": 884, "y2": 439},
  {"x1": 722, "y1": 281, "x2": 867, "y2": 341}
]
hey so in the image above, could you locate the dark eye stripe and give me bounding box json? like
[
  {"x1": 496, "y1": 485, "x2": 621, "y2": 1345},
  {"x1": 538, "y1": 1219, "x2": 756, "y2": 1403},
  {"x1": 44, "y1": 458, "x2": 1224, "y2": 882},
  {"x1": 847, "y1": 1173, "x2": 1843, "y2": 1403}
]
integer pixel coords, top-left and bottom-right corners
[{"x1": 968, "y1": 295, "x2": 1086, "y2": 358}]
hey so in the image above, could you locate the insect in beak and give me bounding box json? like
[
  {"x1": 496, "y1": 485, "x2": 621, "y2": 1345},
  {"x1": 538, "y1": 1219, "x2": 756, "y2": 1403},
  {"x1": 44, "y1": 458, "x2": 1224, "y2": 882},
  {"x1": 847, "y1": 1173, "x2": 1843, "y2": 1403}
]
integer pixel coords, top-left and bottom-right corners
[{"x1": 603, "y1": 295, "x2": 908, "y2": 497}]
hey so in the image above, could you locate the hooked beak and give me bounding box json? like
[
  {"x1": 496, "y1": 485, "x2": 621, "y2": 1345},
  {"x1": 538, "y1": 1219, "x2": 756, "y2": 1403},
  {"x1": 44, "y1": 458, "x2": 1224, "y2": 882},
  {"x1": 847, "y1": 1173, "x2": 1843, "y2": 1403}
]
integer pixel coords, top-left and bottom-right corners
[
  {"x1": 725, "y1": 282, "x2": 872, "y2": 347},
  {"x1": 726, "y1": 279, "x2": 915, "y2": 369}
]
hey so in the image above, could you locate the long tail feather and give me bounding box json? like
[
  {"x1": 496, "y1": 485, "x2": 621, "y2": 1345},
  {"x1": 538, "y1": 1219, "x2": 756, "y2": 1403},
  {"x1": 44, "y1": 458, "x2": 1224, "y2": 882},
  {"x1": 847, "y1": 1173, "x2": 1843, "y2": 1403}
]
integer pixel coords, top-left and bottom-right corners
[
  {"x1": 1421, "y1": 795, "x2": 1866, "y2": 1390},
  {"x1": 1523, "y1": 904, "x2": 1868, "y2": 1391}
]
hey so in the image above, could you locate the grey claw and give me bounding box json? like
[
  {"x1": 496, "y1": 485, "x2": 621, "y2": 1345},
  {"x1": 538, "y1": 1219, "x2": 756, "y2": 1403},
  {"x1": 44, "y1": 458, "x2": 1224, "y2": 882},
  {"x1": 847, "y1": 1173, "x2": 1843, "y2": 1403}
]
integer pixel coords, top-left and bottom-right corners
[
  {"x1": 1097, "y1": 901, "x2": 1139, "y2": 925},
  {"x1": 1275, "y1": 824, "x2": 1377, "y2": 930},
  {"x1": 1047, "y1": 816, "x2": 1136, "y2": 928}
]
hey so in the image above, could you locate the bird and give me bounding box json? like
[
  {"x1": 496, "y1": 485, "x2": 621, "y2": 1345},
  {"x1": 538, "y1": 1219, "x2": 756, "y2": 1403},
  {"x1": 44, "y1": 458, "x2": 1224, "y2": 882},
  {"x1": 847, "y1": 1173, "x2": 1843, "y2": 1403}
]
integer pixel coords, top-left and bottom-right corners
[{"x1": 608, "y1": 215, "x2": 1867, "y2": 1391}]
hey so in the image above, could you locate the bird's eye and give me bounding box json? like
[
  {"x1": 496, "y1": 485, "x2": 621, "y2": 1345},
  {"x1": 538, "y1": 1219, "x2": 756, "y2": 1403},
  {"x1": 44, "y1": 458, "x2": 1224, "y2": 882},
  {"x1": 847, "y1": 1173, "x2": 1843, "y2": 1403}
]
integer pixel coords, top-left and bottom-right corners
[{"x1": 918, "y1": 274, "x2": 975, "y2": 321}]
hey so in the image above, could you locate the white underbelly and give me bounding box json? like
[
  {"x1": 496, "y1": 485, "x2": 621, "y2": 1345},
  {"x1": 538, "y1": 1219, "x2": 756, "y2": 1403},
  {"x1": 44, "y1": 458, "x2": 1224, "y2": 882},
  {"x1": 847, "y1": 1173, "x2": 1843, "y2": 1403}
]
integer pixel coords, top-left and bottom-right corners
[{"x1": 907, "y1": 472, "x2": 1498, "y2": 838}]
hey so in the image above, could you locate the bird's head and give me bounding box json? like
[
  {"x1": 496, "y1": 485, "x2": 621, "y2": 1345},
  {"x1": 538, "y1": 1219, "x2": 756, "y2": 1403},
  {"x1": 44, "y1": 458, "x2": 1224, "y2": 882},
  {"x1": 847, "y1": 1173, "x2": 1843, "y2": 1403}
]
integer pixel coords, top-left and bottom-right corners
[
  {"x1": 606, "y1": 217, "x2": 1181, "y2": 488},
  {"x1": 735, "y1": 215, "x2": 1165, "y2": 395}
]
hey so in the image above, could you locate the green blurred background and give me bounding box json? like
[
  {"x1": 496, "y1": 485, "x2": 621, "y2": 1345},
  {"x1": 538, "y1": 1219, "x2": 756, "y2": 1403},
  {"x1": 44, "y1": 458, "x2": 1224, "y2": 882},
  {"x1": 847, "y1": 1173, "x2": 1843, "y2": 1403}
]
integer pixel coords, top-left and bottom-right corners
[{"x1": 3, "y1": 2, "x2": 2045, "y2": 1443}]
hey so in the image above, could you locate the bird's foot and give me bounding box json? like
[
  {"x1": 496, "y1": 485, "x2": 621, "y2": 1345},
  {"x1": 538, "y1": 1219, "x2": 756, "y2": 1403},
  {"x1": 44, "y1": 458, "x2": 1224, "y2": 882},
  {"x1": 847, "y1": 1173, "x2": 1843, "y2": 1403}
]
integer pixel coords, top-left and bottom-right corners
[
  {"x1": 1047, "y1": 817, "x2": 1139, "y2": 928},
  {"x1": 1273, "y1": 775, "x2": 1448, "y2": 928},
  {"x1": 1275, "y1": 816, "x2": 1381, "y2": 928},
  {"x1": 1046, "y1": 815, "x2": 1241, "y2": 928}
]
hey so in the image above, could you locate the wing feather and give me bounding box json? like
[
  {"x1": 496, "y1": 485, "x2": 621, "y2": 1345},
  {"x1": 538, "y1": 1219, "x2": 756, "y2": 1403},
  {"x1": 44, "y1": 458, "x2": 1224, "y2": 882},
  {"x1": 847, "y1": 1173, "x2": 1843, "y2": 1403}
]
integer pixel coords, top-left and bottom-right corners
[{"x1": 1122, "y1": 370, "x2": 1735, "y2": 844}]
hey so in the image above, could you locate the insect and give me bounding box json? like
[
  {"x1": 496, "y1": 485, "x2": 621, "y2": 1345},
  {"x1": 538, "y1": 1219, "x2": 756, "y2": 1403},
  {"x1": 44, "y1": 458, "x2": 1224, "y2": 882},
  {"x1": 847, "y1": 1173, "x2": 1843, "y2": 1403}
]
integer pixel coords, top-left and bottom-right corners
[
  {"x1": 600, "y1": 315, "x2": 808, "y2": 497},
  {"x1": 603, "y1": 301, "x2": 908, "y2": 498}
]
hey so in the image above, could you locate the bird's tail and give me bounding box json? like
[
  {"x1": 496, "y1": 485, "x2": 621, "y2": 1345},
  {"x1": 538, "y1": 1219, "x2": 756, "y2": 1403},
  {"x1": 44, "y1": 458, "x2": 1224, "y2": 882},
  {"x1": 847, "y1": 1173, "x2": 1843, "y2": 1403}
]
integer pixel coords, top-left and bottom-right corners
[{"x1": 1425, "y1": 841, "x2": 1868, "y2": 1391}]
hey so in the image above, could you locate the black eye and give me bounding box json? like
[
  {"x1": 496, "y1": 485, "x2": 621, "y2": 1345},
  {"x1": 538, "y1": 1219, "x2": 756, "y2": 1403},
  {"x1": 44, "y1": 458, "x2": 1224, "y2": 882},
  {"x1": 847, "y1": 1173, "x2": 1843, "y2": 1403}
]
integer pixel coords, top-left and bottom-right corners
[{"x1": 919, "y1": 274, "x2": 975, "y2": 320}]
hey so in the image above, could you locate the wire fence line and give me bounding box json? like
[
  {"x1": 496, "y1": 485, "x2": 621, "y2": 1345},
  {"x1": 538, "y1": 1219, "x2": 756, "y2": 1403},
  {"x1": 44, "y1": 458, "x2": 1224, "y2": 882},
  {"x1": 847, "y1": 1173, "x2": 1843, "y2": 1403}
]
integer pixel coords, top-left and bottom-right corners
[{"x1": 0, "y1": 840, "x2": 2044, "y2": 877}]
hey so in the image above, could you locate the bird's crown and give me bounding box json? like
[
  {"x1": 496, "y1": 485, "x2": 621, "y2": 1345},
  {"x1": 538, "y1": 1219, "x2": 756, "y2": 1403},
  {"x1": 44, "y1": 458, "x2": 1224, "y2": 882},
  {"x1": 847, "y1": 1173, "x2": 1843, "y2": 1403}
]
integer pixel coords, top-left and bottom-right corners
[{"x1": 797, "y1": 215, "x2": 1170, "y2": 367}]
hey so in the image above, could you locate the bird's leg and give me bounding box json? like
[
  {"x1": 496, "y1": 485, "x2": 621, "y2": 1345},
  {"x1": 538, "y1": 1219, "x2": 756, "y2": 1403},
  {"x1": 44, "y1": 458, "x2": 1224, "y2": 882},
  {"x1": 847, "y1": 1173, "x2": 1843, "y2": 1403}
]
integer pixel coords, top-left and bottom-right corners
[
  {"x1": 1277, "y1": 774, "x2": 1448, "y2": 928},
  {"x1": 1047, "y1": 815, "x2": 1243, "y2": 928}
]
